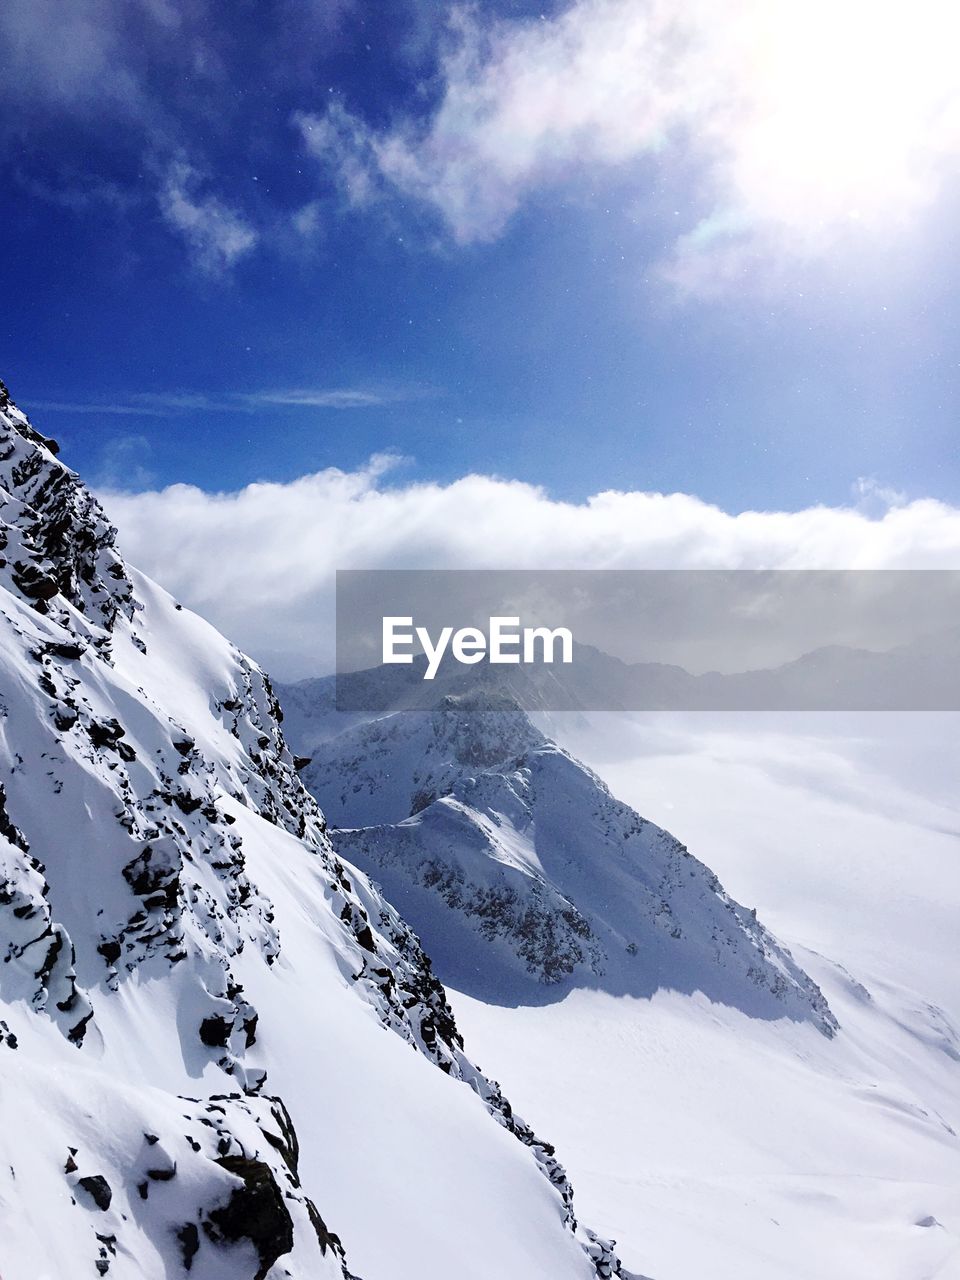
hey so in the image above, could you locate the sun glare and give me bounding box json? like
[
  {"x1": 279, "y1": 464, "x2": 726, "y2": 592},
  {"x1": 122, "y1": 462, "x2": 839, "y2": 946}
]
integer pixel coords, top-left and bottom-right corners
[{"x1": 726, "y1": 0, "x2": 960, "y2": 231}]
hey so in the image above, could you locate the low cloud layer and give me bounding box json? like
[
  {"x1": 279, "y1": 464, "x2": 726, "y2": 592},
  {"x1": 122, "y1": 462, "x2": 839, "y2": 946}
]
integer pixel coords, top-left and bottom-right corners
[{"x1": 102, "y1": 462, "x2": 960, "y2": 678}]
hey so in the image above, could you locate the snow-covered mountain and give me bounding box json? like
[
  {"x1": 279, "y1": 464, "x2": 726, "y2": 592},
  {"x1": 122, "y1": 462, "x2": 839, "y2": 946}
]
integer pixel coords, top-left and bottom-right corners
[
  {"x1": 279, "y1": 680, "x2": 835, "y2": 1030},
  {"x1": 0, "y1": 380, "x2": 634, "y2": 1280}
]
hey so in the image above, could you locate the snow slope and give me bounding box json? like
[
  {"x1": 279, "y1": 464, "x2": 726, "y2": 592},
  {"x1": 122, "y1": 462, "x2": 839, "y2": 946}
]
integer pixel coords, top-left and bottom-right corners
[{"x1": 0, "y1": 380, "x2": 630, "y2": 1280}]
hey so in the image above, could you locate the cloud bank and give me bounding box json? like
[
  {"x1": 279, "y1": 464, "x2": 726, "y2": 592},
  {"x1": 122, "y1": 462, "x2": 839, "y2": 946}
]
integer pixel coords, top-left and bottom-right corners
[{"x1": 102, "y1": 462, "x2": 960, "y2": 678}]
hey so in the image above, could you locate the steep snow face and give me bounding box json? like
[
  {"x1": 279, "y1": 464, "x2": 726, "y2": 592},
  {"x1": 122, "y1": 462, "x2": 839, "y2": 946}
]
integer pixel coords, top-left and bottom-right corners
[
  {"x1": 0, "y1": 382, "x2": 629, "y2": 1280},
  {"x1": 285, "y1": 687, "x2": 835, "y2": 1030}
]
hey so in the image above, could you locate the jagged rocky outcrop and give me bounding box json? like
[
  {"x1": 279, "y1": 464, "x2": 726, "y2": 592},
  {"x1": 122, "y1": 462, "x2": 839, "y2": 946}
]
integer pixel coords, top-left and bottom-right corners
[
  {"x1": 284, "y1": 686, "x2": 836, "y2": 1033},
  {"x1": 0, "y1": 785, "x2": 93, "y2": 1046},
  {"x1": 0, "y1": 379, "x2": 137, "y2": 637},
  {"x1": 0, "y1": 381, "x2": 631, "y2": 1280}
]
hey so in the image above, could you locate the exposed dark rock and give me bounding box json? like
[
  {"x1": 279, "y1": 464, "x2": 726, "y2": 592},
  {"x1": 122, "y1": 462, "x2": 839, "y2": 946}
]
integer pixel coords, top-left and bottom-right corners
[
  {"x1": 260, "y1": 1098, "x2": 299, "y2": 1179},
  {"x1": 177, "y1": 1222, "x2": 200, "y2": 1271},
  {"x1": 199, "y1": 1015, "x2": 232, "y2": 1048},
  {"x1": 54, "y1": 705, "x2": 79, "y2": 731},
  {"x1": 306, "y1": 1197, "x2": 346, "y2": 1259},
  {"x1": 97, "y1": 939, "x2": 122, "y2": 966},
  {"x1": 87, "y1": 719, "x2": 127, "y2": 751},
  {"x1": 68, "y1": 1009, "x2": 94, "y2": 1046},
  {"x1": 122, "y1": 848, "x2": 179, "y2": 904},
  {"x1": 95, "y1": 1234, "x2": 116, "y2": 1275},
  {"x1": 44, "y1": 641, "x2": 85, "y2": 660},
  {"x1": 354, "y1": 924, "x2": 376, "y2": 954},
  {"x1": 12, "y1": 564, "x2": 59, "y2": 601},
  {"x1": 169, "y1": 791, "x2": 203, "y2": 815},
  {"x1": 0, "y1": 783, "x2": 29, "y2": 853},
  {"x1": 78, "y1": 1174, "x2": 112, "y2": 1210},
  {"x1": 0, "y1": 384, "x2": 138, "y2": 631},
  {"x1": 204, "y1": 1156, "x2": 294, "y2": 1280}
]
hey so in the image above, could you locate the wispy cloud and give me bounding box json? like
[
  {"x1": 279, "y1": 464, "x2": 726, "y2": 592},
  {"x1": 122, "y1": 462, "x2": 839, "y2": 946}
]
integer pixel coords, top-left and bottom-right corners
[
  {"x1": 0, "y1": 0, "x2": 150, "y2": 127},
  {"x1": 30, "y1": 401, "x2": 175, "y2": 418},
  {"x1": 91, "y1": 433, "x2": 157, "y2": 490},
  {"x1": 250, "y1": 389, "x2": 411, "y2": 409},
  {"x1": 0, "y1": 3, "x2": 263, "y2": 275},
  {"x1": 294, "y1": 103, "x2": 381, "y2": 209},
  {"x1": 31, "y1": 385, "x2": 434, "y2": 417},
  {"x1": 158, "y1": 160, "x2": 258, "y2": 275},
  {"x1": 10, "y1": 0, "x2": 957, "y2": 289},
  {"x1": 852, "y1": 476, "x2": 909, "y2": 516},
  {"x1": 295, "y1": 0, "x2": 960, "y2": 284}
]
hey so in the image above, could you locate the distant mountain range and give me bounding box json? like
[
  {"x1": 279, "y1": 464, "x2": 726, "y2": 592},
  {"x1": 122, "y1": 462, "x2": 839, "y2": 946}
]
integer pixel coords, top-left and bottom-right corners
[{"x1": 314, "y1": 626, "x2": 960, "y2": 718}]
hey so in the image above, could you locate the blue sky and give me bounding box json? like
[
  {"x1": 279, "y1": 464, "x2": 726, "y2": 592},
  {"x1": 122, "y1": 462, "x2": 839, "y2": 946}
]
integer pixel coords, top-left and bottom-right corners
[{"x1": 2, "y1": 0, "x2": 958, "y2": 512}]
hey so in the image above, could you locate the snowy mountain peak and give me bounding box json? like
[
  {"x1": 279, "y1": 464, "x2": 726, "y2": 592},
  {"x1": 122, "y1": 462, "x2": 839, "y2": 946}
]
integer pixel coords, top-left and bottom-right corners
[
  {"x1": 283, "y1": 673, "x2": 837, "y2": 1035},
  {"x1": 427, "y1": 689, "x2": 544, "y2": 768}
]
